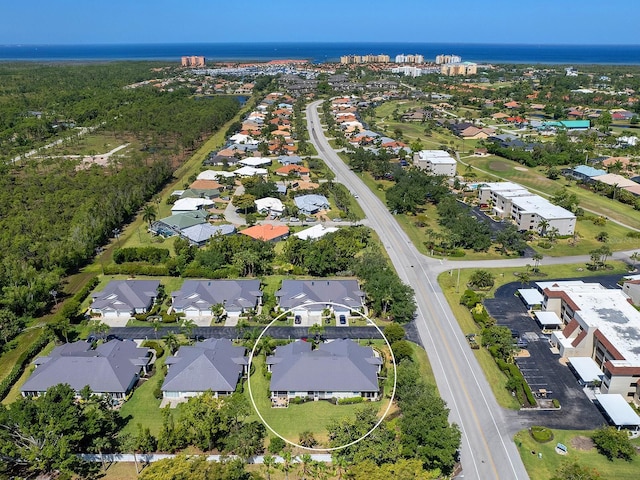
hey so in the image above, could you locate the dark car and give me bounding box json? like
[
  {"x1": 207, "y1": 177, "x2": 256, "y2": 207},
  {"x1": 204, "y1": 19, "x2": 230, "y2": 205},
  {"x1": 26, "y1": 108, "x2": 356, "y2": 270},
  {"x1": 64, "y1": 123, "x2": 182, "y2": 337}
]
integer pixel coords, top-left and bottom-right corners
[
  {"x1": 339, "y1": 315, "x2": 347, "y2": 325},
  {"x1": 510, "y1": 328, "x2": 520, "y2": 338},
  {"x1": 294, "y1": 315, "x2": 302, "y2": 325}
]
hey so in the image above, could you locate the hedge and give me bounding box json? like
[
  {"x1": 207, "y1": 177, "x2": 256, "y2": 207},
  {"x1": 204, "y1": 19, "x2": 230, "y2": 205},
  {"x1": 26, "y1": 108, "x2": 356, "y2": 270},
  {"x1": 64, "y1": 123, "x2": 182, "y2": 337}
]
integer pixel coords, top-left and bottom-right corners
[
  {"x1": 142, "y1": 340, "x2": 165, "y2": 359},
  {"x1": 0, "y1": 332, "x2": 51, "y2": 401},
  {"x1": 103, "y1": 263, "x2": 170, "y2": 276},
  {"x1": 337, "y1": 396, "x2": 365, "y2": 405},
  {"x1": 113, "y1": 247, "x2": 170, "y2": 264}
]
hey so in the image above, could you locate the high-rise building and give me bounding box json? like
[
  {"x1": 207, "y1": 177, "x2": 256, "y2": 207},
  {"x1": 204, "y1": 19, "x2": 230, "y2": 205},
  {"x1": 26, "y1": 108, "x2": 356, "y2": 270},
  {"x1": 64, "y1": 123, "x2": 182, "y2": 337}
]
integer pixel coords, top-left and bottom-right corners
[
  {"x1": 435, "y1": 54, "x2": 462, "y2": 65},
  {"x1": 395, "y1": 53, "x2": 425, "y2": 64},
  {"x1": 181, "y1": 56, "x2": 206, "y2": 67}
]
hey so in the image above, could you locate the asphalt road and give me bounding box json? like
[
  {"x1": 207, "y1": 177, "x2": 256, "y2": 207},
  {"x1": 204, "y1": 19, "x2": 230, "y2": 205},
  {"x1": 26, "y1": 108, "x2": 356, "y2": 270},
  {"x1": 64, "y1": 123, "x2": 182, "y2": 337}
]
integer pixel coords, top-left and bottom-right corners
[{"x1": 306, "y1": 101, "x2": 529, "y2": 480}]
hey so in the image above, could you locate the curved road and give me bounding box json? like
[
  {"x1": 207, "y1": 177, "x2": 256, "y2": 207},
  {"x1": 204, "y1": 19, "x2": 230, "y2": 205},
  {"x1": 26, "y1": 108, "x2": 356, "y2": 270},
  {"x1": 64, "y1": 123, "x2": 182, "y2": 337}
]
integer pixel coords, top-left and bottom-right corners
[{"x1": 307, "y1": 101, "x2": 529, "y2": 480}]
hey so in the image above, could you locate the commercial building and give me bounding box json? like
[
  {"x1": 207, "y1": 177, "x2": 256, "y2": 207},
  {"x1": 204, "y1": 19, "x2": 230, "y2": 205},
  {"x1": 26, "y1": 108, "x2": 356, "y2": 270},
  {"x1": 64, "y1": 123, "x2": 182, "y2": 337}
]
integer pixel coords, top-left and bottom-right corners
[
  {"x1": 478, "y1": 182, "x2": 576, "y2": 235},
  {"x1": 541, "y1": 282, "x2": 640, "y2": 401},
  {"x1": 413, "y1": 150, "x2": 457, "y2": 177}
]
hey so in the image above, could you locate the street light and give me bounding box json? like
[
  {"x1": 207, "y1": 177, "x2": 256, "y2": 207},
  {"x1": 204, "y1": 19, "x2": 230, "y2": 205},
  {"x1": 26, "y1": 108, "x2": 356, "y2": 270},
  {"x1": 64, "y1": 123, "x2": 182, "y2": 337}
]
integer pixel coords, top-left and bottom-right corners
[{"x1": 112, "y1": 228, "x2": 121, "y2": 248}]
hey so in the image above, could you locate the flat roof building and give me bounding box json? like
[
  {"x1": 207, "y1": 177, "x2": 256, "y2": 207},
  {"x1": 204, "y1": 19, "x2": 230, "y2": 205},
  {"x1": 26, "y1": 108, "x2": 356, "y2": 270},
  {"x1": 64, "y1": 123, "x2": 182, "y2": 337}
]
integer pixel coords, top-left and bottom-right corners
[
  {"x1": 545, "y1": 283, "x2": 640, "y2": 401},
  {"x1": 478, "y1": 182, "x2": 576, "y2": 235},
  {"x1": 413, "y1": 150, "x2": 457, "y2": 177}
]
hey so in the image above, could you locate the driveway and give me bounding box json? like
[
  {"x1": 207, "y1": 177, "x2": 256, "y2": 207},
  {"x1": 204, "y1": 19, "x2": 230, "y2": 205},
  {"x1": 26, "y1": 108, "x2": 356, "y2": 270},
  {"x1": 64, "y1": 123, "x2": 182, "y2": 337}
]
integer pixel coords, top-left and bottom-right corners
[{"x1": 484, "y1": 275, "x2": 628, "y2": 430}]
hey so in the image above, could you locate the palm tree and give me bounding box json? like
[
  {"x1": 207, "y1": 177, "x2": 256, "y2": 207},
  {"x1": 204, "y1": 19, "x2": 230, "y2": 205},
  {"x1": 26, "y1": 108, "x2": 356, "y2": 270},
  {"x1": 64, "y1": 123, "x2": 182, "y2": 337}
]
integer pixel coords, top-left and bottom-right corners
[
  {"x1": 180, "y1": 319, "x2": 197, "y2": 344},
  {"x1": 163, "y1": 332, "x2": 180, "y2": 354},
  {"x1": 299, "y1": 453, "x2": 313, "y2": 479},
  {"x1": 142, "y1": 204, "x2": 157, "y2": 227},
  {"x1": 630, "y1": 251, "x2": 640, "y2": 271},
  {"x1": 538, "y1": 219, "x2": 550, "y2": 236},
  {"x1": 262, "y1": 454, "x2": 276, "y2": 480},
  {"x1": 279, "y1": 451, "x2": 295, "y2": 480},
  {"x1": 151, "y1": 318, "x2": 162, "y2": 340},
  {"x1": 532, "y1": 253, "x2": 543, "y2": 273}
]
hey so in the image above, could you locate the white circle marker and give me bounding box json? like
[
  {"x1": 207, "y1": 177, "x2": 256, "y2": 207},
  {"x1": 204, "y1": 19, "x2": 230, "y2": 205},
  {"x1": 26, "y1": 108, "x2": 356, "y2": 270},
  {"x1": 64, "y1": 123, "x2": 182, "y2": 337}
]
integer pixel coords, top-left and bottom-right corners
[{"x1": 247, "y1": 301, "x2": 397, "y2": 452}]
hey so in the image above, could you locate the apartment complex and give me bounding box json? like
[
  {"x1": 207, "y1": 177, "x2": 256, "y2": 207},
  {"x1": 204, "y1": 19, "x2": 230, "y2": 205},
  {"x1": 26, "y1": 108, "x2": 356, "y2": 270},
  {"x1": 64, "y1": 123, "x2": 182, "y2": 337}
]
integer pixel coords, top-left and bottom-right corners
[
  {"x1": 413, "y1": 150, "x2": 457, "y2": 177},
  {"x1": 435, "y1": 54, "x2": 462, "y2": 64},
  {"x1": 340, "y1": 54, "x2": 390, "y2": 64},
  {"x1": 542, "y1": 282, "x2": 640, "y2": 401},
  {"x1": 441, "y1": 62, "x2": 478, "y2": 76},
  {"x1": 478, "y1": 182, "x2": 576, "y2": 235},
  {"x1": 395, "y1": 53, "x2": 425, "y2": 64},
  {"x1": 181, "y1": 56, "x2": 205, "y2": 67}
]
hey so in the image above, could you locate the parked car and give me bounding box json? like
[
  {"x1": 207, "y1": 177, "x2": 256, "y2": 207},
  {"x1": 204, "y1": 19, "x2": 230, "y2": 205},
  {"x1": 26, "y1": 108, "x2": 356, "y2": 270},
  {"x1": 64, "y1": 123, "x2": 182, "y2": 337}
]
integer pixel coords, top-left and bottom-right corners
[
  {"x1": 339, "y1": 315, "x2": 347, "y2": 325},
  {"x1": 510, "y1": 328, "x2": 520, "y2": 338},
  {"x1": 294, "y1": 315, "x2": 302, "y2": 325},
  {"x1": 516, "y1": 338, "x2": 529, "y2": 348}
]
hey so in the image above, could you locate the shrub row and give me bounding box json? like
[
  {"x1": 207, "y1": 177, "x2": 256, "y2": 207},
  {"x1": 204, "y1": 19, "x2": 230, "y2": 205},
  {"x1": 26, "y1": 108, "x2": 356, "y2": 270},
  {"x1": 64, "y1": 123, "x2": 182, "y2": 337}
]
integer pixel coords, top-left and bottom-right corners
[
  {"x1": 104, "y1": 263, "x2": 170, "y2": 276},
  {"x1": 0, "y1": 332, "x2": 51, "y2": 401},
  {"x1": 337, "y1": 396, "x2": 365, "y2": 405},
  {"x1": 496, "y1": 358, "x2": 536, "y2": 407},
  {"x1": 113, "y1": 247, "x2": 170, "y2": 264}
]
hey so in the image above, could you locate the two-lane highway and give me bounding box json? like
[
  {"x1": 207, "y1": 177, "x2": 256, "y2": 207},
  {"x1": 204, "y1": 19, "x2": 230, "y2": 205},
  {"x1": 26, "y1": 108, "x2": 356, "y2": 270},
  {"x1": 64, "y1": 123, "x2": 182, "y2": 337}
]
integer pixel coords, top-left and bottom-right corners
[{"x1": 306, "y1": 101, "x2": 529, "y2": 479}]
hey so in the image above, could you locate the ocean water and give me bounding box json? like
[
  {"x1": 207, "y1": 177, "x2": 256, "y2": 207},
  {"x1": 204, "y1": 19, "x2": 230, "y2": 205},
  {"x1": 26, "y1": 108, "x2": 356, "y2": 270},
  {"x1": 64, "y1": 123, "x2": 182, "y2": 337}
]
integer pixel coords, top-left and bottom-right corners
[{"x1": 1, "y1": 42, "x2": 639, "y2": 65}]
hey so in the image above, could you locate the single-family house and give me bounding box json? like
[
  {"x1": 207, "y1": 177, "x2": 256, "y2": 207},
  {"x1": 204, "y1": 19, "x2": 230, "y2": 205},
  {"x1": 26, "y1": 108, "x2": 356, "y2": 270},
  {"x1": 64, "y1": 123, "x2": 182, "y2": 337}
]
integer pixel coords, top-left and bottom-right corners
[
  {"x1": 267, "y1": 339, "x2": 382, "y2": 402},
  {"x1": 233, "y1": 166, "x2": 268, "y2": 177},
  {"x1": 294, "y1": 195, "x2": 330, "y2": 215},
  {"x1": 151, "y1": 211, "x2": 208, "y2": 237},
  {"x1": 293, "y1": 224, "x2": 338, "y2": 240},
  {"x1": 240, "y1": 224, "x2": 289, "y2": 242},
  {"x1": 91, "y1": 280, "x2": 160, "y2": 318},
  {"x1": 567, "y1": 165, "x2": 607, "y2": 182},
  {"x1": 254, "y1": 197, "x2": 285, "y2": 216},
  {"x1": 162, "y1": 339, "x2": 247, "y2": 400},
  {"x1": 171, "y1": 197, "x2": 215, "y2": 214},
  {"x1": 21, "y1": 339, "x2": 152, "y2": 399},
  {"x1": 180, "y1": 223, "x2": 236, "y2": 246},
  {"x1": 277, "y1": 155, "x2": 302, "y2": 165},
  {"x1": 274, "y1": 165, "x2": 310, "y2": 177},
  {"x1": 171, "y1": 279, "x2": 263, "y2": 318}
]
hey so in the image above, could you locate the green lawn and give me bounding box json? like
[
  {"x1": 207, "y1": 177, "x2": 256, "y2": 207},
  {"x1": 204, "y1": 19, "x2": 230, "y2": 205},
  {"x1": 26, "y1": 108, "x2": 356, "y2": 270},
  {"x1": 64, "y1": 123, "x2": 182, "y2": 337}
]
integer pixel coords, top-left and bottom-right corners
[
  {"x1": 437, "y1": 261, "x2": 629, "y2": 410},
  {"x1": 465, "y1": 155, "x2": 640, "y2": 231},
  {"x1": 1, "y1": 338, "x2": 55, "y2": 405},
  {"x1": 119, "y1": 348, "x2": 170, "y2": 437},
  {"x1": 514, "y1": 428, "x2": 640, "y2": 480},
  {"x1": 245, "y1": 355, "x2": 390, "y2": 445},
  {"x1": 0, "y1": 329, "x2": 43, "y2": 386}
]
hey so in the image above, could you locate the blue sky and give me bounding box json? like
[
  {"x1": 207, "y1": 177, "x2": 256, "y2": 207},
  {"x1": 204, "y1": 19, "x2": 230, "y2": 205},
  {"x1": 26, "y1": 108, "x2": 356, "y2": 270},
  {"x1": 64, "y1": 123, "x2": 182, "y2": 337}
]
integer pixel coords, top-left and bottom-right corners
[{"x1": 2, "y1": 0, "x2": 639, "y2": 45}]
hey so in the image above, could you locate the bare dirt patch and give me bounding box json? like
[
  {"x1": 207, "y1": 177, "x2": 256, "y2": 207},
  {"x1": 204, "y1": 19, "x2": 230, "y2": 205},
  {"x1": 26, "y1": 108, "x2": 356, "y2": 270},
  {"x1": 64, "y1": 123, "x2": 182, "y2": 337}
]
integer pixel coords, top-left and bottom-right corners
[
  {"x1": 571, "y1": 435, "x2": 594, "y2": 451},
  {"x1": 489, "y1": 161, "x2": 510, "y2": 171},
  {"x1": 514, "y1": 166, "x2": 529, "y2": 171}
]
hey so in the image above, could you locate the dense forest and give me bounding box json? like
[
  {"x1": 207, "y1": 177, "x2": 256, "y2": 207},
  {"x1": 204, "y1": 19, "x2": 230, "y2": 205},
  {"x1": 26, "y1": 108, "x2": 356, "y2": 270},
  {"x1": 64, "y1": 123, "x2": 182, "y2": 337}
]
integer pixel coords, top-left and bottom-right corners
[{"x1": 0, "y1": 63, "x2": 241, "y2": 332}]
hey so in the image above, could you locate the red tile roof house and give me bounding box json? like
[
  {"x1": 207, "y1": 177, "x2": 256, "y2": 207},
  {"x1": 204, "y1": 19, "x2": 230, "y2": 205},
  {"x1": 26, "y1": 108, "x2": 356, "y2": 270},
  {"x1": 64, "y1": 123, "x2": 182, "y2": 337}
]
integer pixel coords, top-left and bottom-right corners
[
  {"x1": 240, "y1": 224, "x2": 290, "y2": 242},
  {"x1": 504, "y1": 101, "x2": 520, "y2": 109},
  {"x1": 274, "y1": 164, "x2": 311, "y2": 177}
]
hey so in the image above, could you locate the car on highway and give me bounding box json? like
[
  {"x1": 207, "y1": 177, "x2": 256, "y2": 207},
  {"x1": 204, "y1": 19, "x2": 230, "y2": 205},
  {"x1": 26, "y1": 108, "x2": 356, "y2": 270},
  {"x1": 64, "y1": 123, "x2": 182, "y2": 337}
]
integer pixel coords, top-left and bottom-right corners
[{"x1": 353, "y1": 193, "x2": 359, "y2": 198}]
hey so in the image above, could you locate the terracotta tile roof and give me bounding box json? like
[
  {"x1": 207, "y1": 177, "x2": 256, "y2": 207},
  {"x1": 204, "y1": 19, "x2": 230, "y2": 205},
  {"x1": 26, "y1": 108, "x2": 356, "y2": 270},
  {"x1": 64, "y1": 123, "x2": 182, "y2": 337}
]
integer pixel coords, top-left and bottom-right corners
[
  {"x1": 275, "y1": 165, "x2": 310, "y2": 175},
  {"x1": 190, "y1": 179, "x2": 223, "y2": 190},
  {"x1": 239, "y1": 224, "x2": 289, "y2": 241}
]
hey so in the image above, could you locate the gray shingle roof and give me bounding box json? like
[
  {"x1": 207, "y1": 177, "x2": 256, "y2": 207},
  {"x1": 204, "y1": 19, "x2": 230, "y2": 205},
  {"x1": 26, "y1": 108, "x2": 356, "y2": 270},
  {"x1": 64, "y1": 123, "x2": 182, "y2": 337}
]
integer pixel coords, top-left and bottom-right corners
[
  {"x1": 268, "y1": 339, "x2": 379, "y2": 393},
  {"x1": 276, "y1": 279, "x2": 364, "y2": 310},
  {"x1": 162, "y1": 339, "x2": 246, "y2": 393},
  {"x1": 293, "y1": 195, "x2": 329, "y2": 214},
  {"x1": 180, "y1": 223, "x2": 236, "y2": 245},
  {"x1": 21, "y1": 340, "x2": 150, "y2": 395},
  {"x1": 171, "y1": 279, "x2": 262, "y2": 313},
  {"x1": 91, "y1": 280, "x2": 160, "y2": 313}
]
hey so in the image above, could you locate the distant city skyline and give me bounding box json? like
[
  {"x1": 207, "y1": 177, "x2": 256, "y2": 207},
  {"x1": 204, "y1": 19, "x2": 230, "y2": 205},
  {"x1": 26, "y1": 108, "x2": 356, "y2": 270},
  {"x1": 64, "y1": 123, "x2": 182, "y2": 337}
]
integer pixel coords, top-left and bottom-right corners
[{"x1": 3, "y1": 0, "x2": 640, "y2": 46}]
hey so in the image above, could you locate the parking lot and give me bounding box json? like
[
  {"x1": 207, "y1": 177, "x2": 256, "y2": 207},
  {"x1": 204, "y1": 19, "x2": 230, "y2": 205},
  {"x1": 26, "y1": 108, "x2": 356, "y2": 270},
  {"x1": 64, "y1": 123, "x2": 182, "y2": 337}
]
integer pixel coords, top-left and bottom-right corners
[{"x1": 483, "y1": 274, "x2": 627, "y2": 429}]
